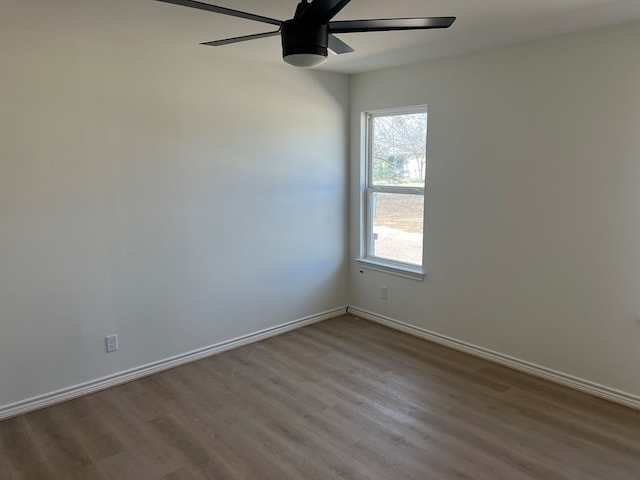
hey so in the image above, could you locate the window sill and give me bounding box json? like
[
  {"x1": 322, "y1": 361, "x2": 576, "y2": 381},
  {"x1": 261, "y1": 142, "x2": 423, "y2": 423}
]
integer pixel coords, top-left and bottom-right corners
[{"x1": 356, "y1": 258, "x2": 425, "y2": 281}]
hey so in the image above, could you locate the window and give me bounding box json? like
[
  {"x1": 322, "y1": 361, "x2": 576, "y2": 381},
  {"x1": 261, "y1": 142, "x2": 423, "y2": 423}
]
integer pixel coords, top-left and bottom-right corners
[{"x1": 360, "y1": 106, "x2": 427, "y2": 278}]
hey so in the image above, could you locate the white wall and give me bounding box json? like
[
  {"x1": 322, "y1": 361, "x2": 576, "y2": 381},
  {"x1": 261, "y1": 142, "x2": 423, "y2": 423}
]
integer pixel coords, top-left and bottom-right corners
[
  {"x1": 350, "y1": 21, "x2": 640, "y2": 398},
  {"x1": 0, "y1": 25, "x2": 349, "y2": 409}
]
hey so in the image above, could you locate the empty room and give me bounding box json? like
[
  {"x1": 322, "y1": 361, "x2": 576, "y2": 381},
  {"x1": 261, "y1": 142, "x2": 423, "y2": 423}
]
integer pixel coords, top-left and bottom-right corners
[{"x1": 1, "y1": 0, "x2": 639, "y2": 478}]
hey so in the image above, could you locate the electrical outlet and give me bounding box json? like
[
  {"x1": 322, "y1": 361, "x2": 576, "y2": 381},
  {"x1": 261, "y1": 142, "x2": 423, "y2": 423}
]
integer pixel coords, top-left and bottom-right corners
[
  {"x1": 106, "y1": 335, "x2": 118, "y2": 353},
  {"x1": 380, "y1": 286, "x2": 388, "y2": 300}
]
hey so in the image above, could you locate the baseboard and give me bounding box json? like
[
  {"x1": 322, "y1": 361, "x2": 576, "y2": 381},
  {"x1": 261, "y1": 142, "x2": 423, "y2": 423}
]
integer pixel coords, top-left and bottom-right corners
[
  {"x1": 348, "y1": 306, "x2": 640, "y2": 411},
  {"x1": 0, "y1": 306, "x2": 348, "y2": 421}
]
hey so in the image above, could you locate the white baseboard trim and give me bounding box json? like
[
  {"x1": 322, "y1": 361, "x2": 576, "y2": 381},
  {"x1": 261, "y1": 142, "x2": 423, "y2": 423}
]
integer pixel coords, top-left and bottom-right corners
[
  {"x1": 0, "y1": 306, "x2": 348, "y2": 421},
  {"x1": 348, "y1": 306, "x2": 640, "y2": 411}
]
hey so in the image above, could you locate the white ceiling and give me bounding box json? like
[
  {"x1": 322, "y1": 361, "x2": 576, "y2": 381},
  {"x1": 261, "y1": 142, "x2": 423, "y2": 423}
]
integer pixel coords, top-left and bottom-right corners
[{"x1": 2, "y1": 0, "x2": 640, "y2": 74}]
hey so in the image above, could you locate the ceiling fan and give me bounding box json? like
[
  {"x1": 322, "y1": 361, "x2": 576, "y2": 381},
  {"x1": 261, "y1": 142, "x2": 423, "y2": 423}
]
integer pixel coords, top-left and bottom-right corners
[{"x1": 157, "y1": 0, "x2": 456, "y2": 67}]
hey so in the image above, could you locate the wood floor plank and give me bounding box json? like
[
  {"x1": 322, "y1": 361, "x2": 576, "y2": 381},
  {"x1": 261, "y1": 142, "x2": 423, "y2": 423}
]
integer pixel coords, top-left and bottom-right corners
[
  {"x1": 0, "y1": 415, "x2": 47, "y2": 475},
  {"x1": 1, "y1": 315, "x2": 639, "y2": 479}
]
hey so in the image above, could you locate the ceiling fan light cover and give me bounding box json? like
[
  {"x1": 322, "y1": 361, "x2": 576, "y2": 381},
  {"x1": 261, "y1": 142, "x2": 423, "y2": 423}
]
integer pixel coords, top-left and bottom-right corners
[{"x1": 283, "y1": 53, "x2": 328, "y2": 68}]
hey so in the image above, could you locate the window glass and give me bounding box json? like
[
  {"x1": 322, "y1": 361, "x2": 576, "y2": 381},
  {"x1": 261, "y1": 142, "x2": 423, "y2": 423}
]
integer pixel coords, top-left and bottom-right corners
[
  {"x1": 371, "y1": 113, "x2": 427, "y2": 187},
  {"x1": 370, "y1": 192, "x2": 424, "y2": 266}
]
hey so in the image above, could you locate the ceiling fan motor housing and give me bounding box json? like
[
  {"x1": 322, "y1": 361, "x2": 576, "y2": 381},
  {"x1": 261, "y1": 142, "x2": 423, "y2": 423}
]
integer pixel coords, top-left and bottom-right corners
[{"x1": 281, "y1": 20, "x2": 329, "y2": 58}]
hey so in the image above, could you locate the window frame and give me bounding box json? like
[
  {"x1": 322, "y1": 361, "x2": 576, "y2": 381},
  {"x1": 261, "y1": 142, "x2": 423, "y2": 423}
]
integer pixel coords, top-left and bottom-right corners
[{"x1": 358, "y1": 105, "x2": 427, "y2": 281}]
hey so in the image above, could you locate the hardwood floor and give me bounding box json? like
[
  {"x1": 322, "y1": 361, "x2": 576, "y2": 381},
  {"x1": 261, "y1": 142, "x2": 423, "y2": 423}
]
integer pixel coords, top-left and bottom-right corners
[{"x1": 1, "y1": 315, "x2": 639, "y2": 479}]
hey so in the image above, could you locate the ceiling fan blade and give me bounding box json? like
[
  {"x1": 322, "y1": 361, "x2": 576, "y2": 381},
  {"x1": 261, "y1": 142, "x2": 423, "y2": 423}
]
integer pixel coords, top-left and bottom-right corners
[
  {"x1": 330, "y1": 17, "x2": 456, "y2": 33},
  {"x1": 299, "y1": 0, "x2": 353, "y2": 24},
  {"x1": 328, "y1": 34, "x2": 354, "y2": 54},
  {"x1": 201, "y1": 30, "x2": 281, "y2": 47},
  {"x1": 156, "y1": 0, "x2": 282, "y2": 27}
]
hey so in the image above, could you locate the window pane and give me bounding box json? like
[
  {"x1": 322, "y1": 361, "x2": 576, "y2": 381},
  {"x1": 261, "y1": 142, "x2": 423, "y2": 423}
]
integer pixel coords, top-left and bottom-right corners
[
  {"x1": 371, "y1": 192, "x2": 423, "y2": 265},
  {"x1": 371, "y1": 113, "x2": 427, "y2": 187}
]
